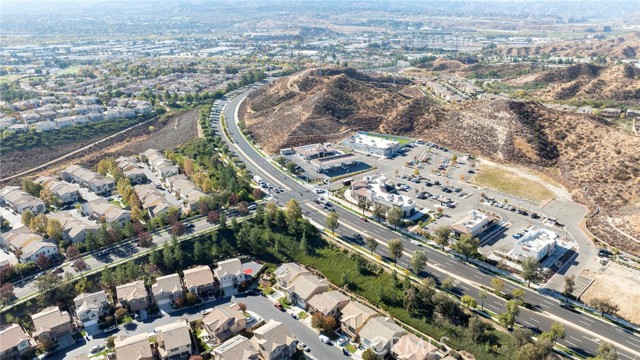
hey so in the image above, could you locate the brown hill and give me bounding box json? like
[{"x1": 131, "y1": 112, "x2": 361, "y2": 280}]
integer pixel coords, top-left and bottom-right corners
[
  {"x1": 500, "y1": 32, "x2": 640, "y2": 59},
  {"x1": 243, "y1": 70, "x2": 640, "y2": 254},
  {"x1": 509, "y1": 63, "x2": 640, "y2": 105}
]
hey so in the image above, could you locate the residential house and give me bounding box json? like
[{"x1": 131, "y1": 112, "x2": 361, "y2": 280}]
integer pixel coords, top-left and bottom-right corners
[
  {"x1": 73, "y1": 291, "x2": 109, "y2": 328},
  {"x1": 116, "y1": 280, "x2": 149, "y2": 312},
  {"x1": 600, "y1": 108, "x2": 622, "y2": 118},
  {"x1": 213, "y1": 335, "x2": 260, "y2": 360},
  {"x1": 0, "y1": 249, "x2": 18, "y2": 268},
  {"x1": 274, "y1": 263, "x2": 310, "y2": 289},
  {"x1": 82, "y1": 198, "x2": 130, "y2": 227},
  {"x1": 60, "y1": 165, "x2": 115, "y2": 195},
  {"x1": 284, "y1": 273, "x2": 329, "y2": 309},
  {"x1": 71, "y1": 115, "x2": 89, "y2": 125},
  {"x1": 48, "y1": 211, "x2": 100, "y2": 243},
  {"x1": 134, "y1": 184, "x2": 179, "y2": 218},
  {"x1": 0, "y1": 324, "x2": 34, "y2": 360},
  {"x1": 1, "y1": 227, "x2": 58, "y2": 263},
  {"x1": 21, "y1": 111, "x2": 41, "y2": 123},
  {"x1": 152, "y1": 273, "x2": 184, "y2": 307},
  {"x1": 33, "y1": 120, "x2": 57, "y2": 132},
  {"x1": 8, "y1": 124, "x2": 28, "y2": 133},
  {"x1": 182, "y1": 265, "x2": 216, "y2": 299},
  {"x1": 30, "y1": 306, "x2": 73, "y2": 342},
  {"x1": 155, "y1": 319, "x2": 193, "y2": 360},
  {"x1": 116, "y1": 156, "x2": 148, "y2": 184},
  {"x1": 626, "y1": 109, "x2": 640, "y2": 119},
  {"x1": 307, "y1": 290, "x2": 350, "y2": 319},
  {"x1": 359, "y1": 317, "x2": 406, "y2": 355},
  {"x1": 203, "y1": 303, "x2": 247, "y2": 343},
  {"x1": 87, "y1": 112, "x2": 104, "y2": 122},
  {"x1": 214, "y1": 258, "x2": 245, "y2": 289},
  {"x1": 0, "y1": 186, "x2": 46, "y2": 214},
  {"x1": 114, "y1": 333, "x2": 153, "y2": 360},
  {"x1": 340, "y1": 301, "x2": 378, "y2": 341},
  {"x1": 35, "y1": 176, "x2": 81, "y2": 204},
  {"x1": 391, "y1": 333, "x2": 437, "y2": 360},
  {"x1": 166, "y1": 174, "x2": 206, "y2": 212},
  {"x1": 250, "y1": 320, "x2": 297, "y2": 360},
  {"x1": 140, "y1": 149, "x2": 179, "y2": 179},
  {"x1": 54, "y1": 116, "x2": 75, "y2": 129}
]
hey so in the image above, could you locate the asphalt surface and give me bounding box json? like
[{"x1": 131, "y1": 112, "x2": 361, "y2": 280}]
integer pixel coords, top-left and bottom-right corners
[{"x1": 216, "y1": 88, "x2": 640, "y2": 359}]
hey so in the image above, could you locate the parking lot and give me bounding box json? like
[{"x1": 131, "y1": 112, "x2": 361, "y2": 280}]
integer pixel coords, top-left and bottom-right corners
[{"x1": 330, "y1": 140, "x2": 577, "y2": 267}]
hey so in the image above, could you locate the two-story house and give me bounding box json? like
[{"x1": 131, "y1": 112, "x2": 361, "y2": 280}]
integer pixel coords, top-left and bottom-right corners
[
  {"x1": 273, "y1": 263, "x2": 310, "y2": 289},
  {"x1": 391, "y1": 333, "x2": 437, "y2": 360},
  {"x1": 73, "y1": 291, "x2": 109, "y2": 330},
  {"x1": 284, "y1": 273, "x2": 329, "y2": 309},
  {"x1": 214, "y1": 258, "x2": 245, "y2": 289},
  {"x1": 307, "y1": 290, "x2": 350, "y2": 320},
  {"x1": 213, "y1": 335, "x2": 260, "y2": 360},
  {"x1": 0, "y1": 324, "x2": 34, "y2": 360},
  {"x1": 340, "y1": 300, "x2": 378, "y2": 342},
  {"x1": 152, "y1": 273, "x2": 184, "y2": 308},
  {"x1": 116, "y1": 280, "x2": 149, "y2": 312},
  {"x1": 203, "y1": 303, "x2": 246, "y2": 343},
  {"x1": 359, "y1": 317, "x2": 406, "y2": 355},
  {"x1": 155, "y1": 319, "x2": 193, "y2": 360},
  {"x1": 114, "y1": 333, "x2": 153, "y2": 360},
  {"x1": 30, "y1": 306, "x2": 73, "y2": 343},
  {"x1": 0, "y1": 186, "x2": 46, "y2": 215},
  {"x1": 82, "y1": 198, "x2": 130, "y2": 227},
  {"x1": 182, "y1": 265, "x2": 216, "y2": 299},
  {"x1": 250, "y1": 320, "x2": 297, "y2": 360},
  {"x1": 34, "y1": 176, "x2": 81, "y2": 204}
]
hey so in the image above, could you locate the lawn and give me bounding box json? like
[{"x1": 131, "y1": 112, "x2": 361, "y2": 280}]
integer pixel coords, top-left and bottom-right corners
[
  {"x1": 56, "y1": 66, "x2": 82, "y2": 75},
  {"x1": 470, "y1": 164, "x2": 554, "y2": 202},
  {"x1": 364, "y1": 132, "x2": 412, "y2": 145},
  {"x1": 0, "y1": 74, "x2": 22, "y2": 84},
  {"x1": 297, "y1": 311, "x2": 309, "y2": 319},
  {"x1": 345, "y1": 344, "x2": 357, "y2": 353}
]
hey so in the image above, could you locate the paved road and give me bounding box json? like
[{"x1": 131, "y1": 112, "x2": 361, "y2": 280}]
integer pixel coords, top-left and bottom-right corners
[
  {"x1": 217, "y1": 89, "x2": 640, "y2": 359},
  {"x1": 59, "y1": 293, "x2": 340, "y2": 360}
]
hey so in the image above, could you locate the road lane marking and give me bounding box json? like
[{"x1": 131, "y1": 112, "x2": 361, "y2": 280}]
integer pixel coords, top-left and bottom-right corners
[
  {"x1": 569, "y1": 336, "x2": 583, "y2": 343},
  {"x1": 578, "y1": 320, "x2": 592, "y2": 327},
  {"x1": 528, "y1": 317, "x2": 540, "y2": 323},
  {"x1": 565, "y1": 340, "x2": 578, "y2": 347}
]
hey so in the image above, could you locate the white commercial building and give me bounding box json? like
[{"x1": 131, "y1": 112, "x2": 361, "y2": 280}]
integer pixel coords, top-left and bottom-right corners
[
  {"x1": 342, "y1": 132, "x2": 409, "y2": 158},
  {"x1": 352, "y1": 174, "x2": 415, "y2": 217},
  {"x1": 512, "y1": 228, "x2": 558, "y2": 261},
  {"x1": 451, "y1": 210, "x2": 494, "y2": 237}
]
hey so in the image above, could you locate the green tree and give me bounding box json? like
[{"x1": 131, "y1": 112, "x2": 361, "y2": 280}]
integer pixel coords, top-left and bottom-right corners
[
  {"x1": 362, "y1": 348, "x2": 378, "y2": 360},
  {"x1": 410, "y1": 250, "x2": 428, "y2": 274},
  {"x1": 498, "y1": 300, "x2": 519, "y2": 329},
  {"x1": 479, "y1": 289, "x2": 488, "y2": 310},
  {"x1": 563, "y1": 274, "x2": 575, "y2": 301},
  {"x1": 372, "y1": 204, "x2": 385, "y2": 222},
  {"x1": 434, "y1": 226, "x2": 452, "y2": 250},
  {"x1": 454, "y1": 234, "x2": 479, "y2": 261},
  {"x1": 326, "y1": 211, "x2": 340, "y2": 235},
  {"x1": 594, "y1": 342, "x2": 618, "y2": 360},
  {"x1": 468, "y1": 316, "x2": 485, "y2": 341},
  {"x1": 590, "y1": 298, "x2": 619, "y2": 317},
  {"x1": 357, "y1": 197, "x2": 369, "y2": 215},
  {"x1": 491, "y1": 277, "x2": 505, "y2": 295},
  {"x1": 284, "y1": 199, "x2": 302, "y2": 233},
  {"x1": 219, "y1": 213, "x2": 227, "y2": 230},
  {"x1": 366, "y1": 236, "x2": 378, "y2": 253},
  {"x1": 388, "y1": 239, "x2": 404, "y2": 263},
  {"x1": 541, "y1": 322, "x2": 565, "y2": 344},
  {"x1": 461, "y1": 295, "x2": 477, "y2": 308},
  {"x1": 21, "y1": 177, "x2": 42, "y2": 196},
  {"x1": 386, "y1": 207, "x2": 403, "y2": 229},
  {"x1": 46, "y1": 219, "x2": 63, "y2": 242},
  {"x1": 521, "y1": 257, "x2": 541, "y2": 286},
  {"x1": 21, "y1": 210, "x2": 34, "y2": 226},
  {"x1": 511, "y1": 288, "x2": 525, "y2": 305},
  {"x1": 29, "y1": 213, "x2": 48, "y2": 235}
]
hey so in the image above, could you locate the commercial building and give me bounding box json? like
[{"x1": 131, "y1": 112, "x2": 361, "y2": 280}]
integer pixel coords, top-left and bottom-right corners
[
  {"x1": 451, "y1": 210, "x2": 494, "y2": 237},
  {"x1": 293, "y1": 143, "x2": 336, "y2": 160},
  {"x1": 342, "y1": 132, "x2": 410, "y2": 158},
  {"x1": 310, "y1": 153, "x2": 358, "y2": 173},
  {"x1": 351, "y1": 174, "x2": 416, "y2": 217},
  {"x1": 512, "y1": 228, "x2": 558, "y2": 261}
]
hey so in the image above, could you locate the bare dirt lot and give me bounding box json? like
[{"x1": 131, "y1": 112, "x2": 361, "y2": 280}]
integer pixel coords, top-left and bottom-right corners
[
  {"x1": 1, "y1": 108, "x2": 199, "y2": 184},
  {"x1": 580, "y1": 262, "x2": 640, "y2": 324}
]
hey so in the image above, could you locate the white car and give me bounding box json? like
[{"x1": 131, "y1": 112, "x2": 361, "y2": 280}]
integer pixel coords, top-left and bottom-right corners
[
  {"x1": 314, "y1": 188, "x2": 325, "y2": 194},
  {"x1": 319, "y1": 335, "x2": 331, "y2": 344},
  {"x1": 200, "y1": 308, "x2": 212, "y2": 315},
  {"x1": 411, "y1": 240, "x2": 422, "y2": 247},
  {"x1": 337, "y1": 337, "x2": 348, "y2": 346}
]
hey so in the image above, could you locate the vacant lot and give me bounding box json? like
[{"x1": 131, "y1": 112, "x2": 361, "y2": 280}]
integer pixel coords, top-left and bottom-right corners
[
  {"x1": 580, "y1": 262, "x2": 640, "y2": 324},
  {"x1": 471, "y1": 163, "x2": 554, "y2": 203}
]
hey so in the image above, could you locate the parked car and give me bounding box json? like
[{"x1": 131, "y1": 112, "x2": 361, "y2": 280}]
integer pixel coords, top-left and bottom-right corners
[
  {"x1": 512, "y1": 233, "x2": 524, "y2": 239},
  {"x1": 319, "y1": 335, "x2": 331, "y2": 344},
  {"x1": 297, "y1": 342, "x2": 310, "y2": 352},
  {"x1": 337, "y1": 337, "x2": 348, "y2": 346},
  {"x1": 359, "y1": 217, "x2": 368, "y2": 222},
  {"x1": 410, "y1": 240, "x2": 422, "y2": 247},
  {"x1": 90, "y1": 345, "x2": 104, "y2": 353},
  {"x1": 248, "y1": 204, "x2": 257, "y2": 210}
]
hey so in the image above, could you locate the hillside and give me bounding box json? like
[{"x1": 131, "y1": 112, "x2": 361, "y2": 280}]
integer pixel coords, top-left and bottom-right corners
[
  {"x1": 499, "y1": 32, "x2": 640, "y2": 59},
  {"x1": 243, "y1": 69, "x2": 640, "y2": 254},
  {"x1": 508, "y1": 63, "x2": 640, "y2": 105}
]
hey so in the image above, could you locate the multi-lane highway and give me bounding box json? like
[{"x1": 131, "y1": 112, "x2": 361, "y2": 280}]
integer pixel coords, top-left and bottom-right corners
[{"x1": 215, "y1": 88, "x2": 640, "y2": 359}]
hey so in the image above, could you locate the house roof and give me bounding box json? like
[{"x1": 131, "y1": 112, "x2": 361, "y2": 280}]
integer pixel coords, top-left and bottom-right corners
[
  {"x1": 152, "y1": 273, "x2": 183, "y2": 297},
  {"x1": 307, "y1": 290, "x2": 349, "y2": 315},
  {"x1": 86, "y1": 198, "x2": 130, "y2": 223},
  {"x1": 155, "y1": 320, "x2": 192, "y2": 357},
  {"x1": 359, "y1": 317, "x2": 406, "y2": 350},
  {"x1": 274, "y1": 262, "x2": 309, "y2": 285},
  {"x1": 251, "y1": 320, "x2": 296, "y2": 354},
  {"x1": 114, "y1": 333, "x2": 153, "y2": 360},
  {"x1": 214, "y1": 258, "x2": 243, "y2": 279},
  {"x1": 288, "y1": 273, "x2": 328, "y2": 300},
  {"x1": 48, "y1": 211, "x2": 100, "y2": 240},
  {"x1": 31, "y1": 306, "x2": 71, "y2": 337},
  {"x1": 74, "y1": 291, "x2": 107, "y2": 314},
  {"x1": 340, "y1": 300, "x2": 378, "y2": 331},
  {"x1": 214, "y1": 335, "x2": 260, "y2": 360},
  {"x1": 0, "y1": 324, "x2": 31, "y2": 354},
  {"x1": 116, "y1": 280, "x2": 148, "y2": 302},
  {"x1": 203, "y1": 304, "x2": 245, "y2": 333},
  {"x1": 182, "y1": 265, "x2": 214, "y2": 289},
  {"x1": 391, "y1": 333, "x2": 435, "y2": 360}
]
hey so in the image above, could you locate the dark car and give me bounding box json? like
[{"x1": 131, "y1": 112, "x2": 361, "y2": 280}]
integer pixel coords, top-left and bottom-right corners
[{"x1": 186, "y1": 223, "x2": 195, "y2": 229}]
